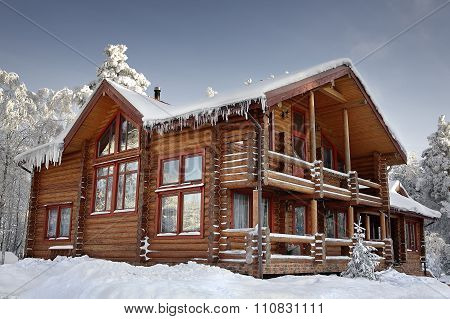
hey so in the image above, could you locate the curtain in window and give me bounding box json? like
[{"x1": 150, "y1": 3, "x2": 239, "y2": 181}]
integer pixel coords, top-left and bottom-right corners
[
  {"x1": 233, "y1": 193, "x2": 249, "y2": 228},
  {"x1": 182, "y1": 192, "x2": 201, "y2": 232},
  {"x1": 295, "y1": 206, "x2": 306, "y2": 235},
  {"x1": 47, "y1": 208, "x2": 58, "y2": 238},
  {"x1": 161, "y1": 195, "x2": 178, "y2": 233}
]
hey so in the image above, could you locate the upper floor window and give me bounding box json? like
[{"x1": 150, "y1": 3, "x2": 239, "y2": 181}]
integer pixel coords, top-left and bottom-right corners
[
  {"x1": 292, "y1": 109, "x2": 307, "y2": 161},
  {"x1": 97, "y1": 113, "x2": 139, "y2": 158},
  {"x1": 46, "y1": 205, "x2": 72, "y2": 240},
  {"x1": 158, "y1": 152, "x2": 204, "y2": 236}
]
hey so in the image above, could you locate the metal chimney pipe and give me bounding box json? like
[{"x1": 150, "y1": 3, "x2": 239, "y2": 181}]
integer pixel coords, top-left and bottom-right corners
[{"x1": 154, "y1": 87, "x2": 161, "y2": 101}]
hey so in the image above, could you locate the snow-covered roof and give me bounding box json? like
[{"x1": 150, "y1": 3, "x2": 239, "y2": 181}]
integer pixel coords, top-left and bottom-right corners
[
  {"x1": 15, "y1": 58, "x2": 406, "y2": 170},
  {"x1": 389, "y1": 180, "x2": 441, "y2": 219}
]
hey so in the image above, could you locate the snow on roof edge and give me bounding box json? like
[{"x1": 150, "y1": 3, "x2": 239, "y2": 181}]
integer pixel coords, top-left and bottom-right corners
[{"x1": 389, "y1": 180, "x2": 441, "y2": 219}]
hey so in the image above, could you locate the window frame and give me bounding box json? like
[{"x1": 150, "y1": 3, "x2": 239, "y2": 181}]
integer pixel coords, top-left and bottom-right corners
[
  {"x1": 91, "y1": 157, "x2": 140, "y2": 216},
  {"x1": 325, "y1": 210, "x2": 347, "y2": 239},
  {"x1": 44, "y1": 204, "x2": 72, "y2": 241},
  {"x1": 95, "y1": 111, "x2": 140, "y2": 160},
  {"x1": 156, "y1": 150, "x2": 206, "y2": 238}
]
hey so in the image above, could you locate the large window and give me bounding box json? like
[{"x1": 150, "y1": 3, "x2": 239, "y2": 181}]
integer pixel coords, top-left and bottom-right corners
[
  {"x1": 93, "y1": 160, "x2": 139, "y2": 214},
  {"x1": 325, "y1": 210, "x2": 346, "y2": 238},
  {"x1": 406, "y1": 221, "x2": 418, "y2": 251},
  {"x1": 97, "y1": 113, "x2": 139, "y2": 157},
  {"x1": 158, "y1": 152, "x2": 204, "y2": 235},
  {"x1": 46, "y1": 205, "x2": 72, "y2": 239}
]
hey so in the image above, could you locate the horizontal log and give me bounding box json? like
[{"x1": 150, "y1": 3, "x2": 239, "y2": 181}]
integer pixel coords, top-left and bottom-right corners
[{"x1": 269, "y1": 233, "x2": 315, "y2": 244}]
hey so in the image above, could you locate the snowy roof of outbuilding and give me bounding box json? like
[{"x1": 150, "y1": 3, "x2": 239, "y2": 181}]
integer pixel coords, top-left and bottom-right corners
[
  {"x1": 389, "y1": 180, "x2": 441, "y2": 219},
  {"x1": 15, "y1": 58, "x2": 406, "y2": 170}
]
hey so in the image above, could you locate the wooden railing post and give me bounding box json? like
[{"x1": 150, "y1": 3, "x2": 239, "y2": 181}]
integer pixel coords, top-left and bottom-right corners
[
  {"x1": 349, "y1": 171, "x2": 359, "y2": 205},
  {"x1": 313, "y1": 160, "x2": 324, "y2": 198},
  {"x1": 314, "y1": 233, "x2": 325, "y2": 263}
]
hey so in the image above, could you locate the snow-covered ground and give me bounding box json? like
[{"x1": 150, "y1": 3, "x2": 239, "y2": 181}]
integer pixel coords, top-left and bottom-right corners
[
  {"x1": 0, "y1": 256, "x2": 449, "y2": 299},
  {"x1": 0, "y1": 252, "x2": 19, "y2": 265}
]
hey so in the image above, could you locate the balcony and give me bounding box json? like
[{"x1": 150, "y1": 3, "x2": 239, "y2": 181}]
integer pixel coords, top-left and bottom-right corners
[{"x1": 220, "y1": 135, "x2": 383, "y2": 208}]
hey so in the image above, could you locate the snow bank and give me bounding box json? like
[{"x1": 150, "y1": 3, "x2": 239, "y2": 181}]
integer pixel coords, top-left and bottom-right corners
[
  {"x1": 390, "y1": 180, "x2": 441, "y2": 218},
  {"x1": 1, "y1": 252, "x2": 18, "y2": 265},
  {"x1": 0, "y1": 256, "x2": 449, "y2": 299}
]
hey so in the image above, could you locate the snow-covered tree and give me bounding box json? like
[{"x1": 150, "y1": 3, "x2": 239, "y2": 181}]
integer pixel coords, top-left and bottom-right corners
[
  {"x1": 96, "y1": 44, "x2": 150, "y2": 95},
  {"x1": 389, "y1": 153, "x2": 423, "y2": 201},
  {"x1": 342, "y1": 218, "x2": 380, "y2": 280},
  {"x1": 425, "y1": 232, "x2": 448, "y2": 277},
  {"x1": 420, "y1": 115, "x2": 450, "y2": 216}
]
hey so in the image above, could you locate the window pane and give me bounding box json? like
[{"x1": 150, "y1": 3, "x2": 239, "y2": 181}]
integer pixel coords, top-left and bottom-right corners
[
  {"x1": 293, "y1": 112, "x2": 305, "y2": 133},
  {"x1": 47, "y1": 209, "x2": 58, "y2": 238},
  {"x1": 162, "y1": 159, "x2": 179, "y2": 184},
  {"x1": 116, "y1": 175, "x2": 124, "y2": 210},
  {"x1": 105, "y1": 176, "x2": 113, "y2": 211},
  {"x1": 326, "y1": 212, "x2": 335, "y2": 238},
  {"x1": 98, "y1": 120, "x2": 115, "y2": 157},
  {"x1": 184, "y1": 155, "x2": 202, "y2": 182},
  {"x1": 124, "y1": 172, "x2": 137, "y2": 209},
  {"x1": 182, "y1": 192, "x2": 201, "y2": 232},
  {"x1": 337, "y1": 212, "x2": 346, "y2": 238},
  {"x1": 120, "y1": 116, "x2": 139, "y2": 151},
  {"x1": 293, "y1": 137, "x2": 306, "y2": 160},
  {"x1": 295, "y1": 206, "x2": 305, "y2": 235},
  {"x1": 59, "y1": 208, "x2": 71, "y2": 237},
  {"x1": 127, "y1": 121, "x2": 139, "y2": 149},
  {"x1": 161, "y1": 195, "x2": 178, "y2": 233},
  {"x1": 323, "y1": 147, "x2": 333, "y2": 169},
  {"x1": 97, "y1": 166, "x2": 110, "y2": 177},
  {"x1": 126, "y1": 161, "x2": 138, "y2": 171},
  {"x1": 233, "y1": 193, "x2": 249, "y2": 228},
  {"x1": 262, "y1": 198, "x2": 269, "y2": 228},
  {"x1": 95, "y1": 178, "x2": 106, "y2": 211}
]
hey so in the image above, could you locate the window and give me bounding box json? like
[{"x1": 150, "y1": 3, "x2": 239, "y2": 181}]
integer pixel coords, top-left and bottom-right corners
[
  {"x1": 98, "y1": 120, "x2": 116, "y2": 157},
  {"x1": 262, "y1": 198, "x2": 270, "y2": 228},
  {"x1": 406, "y1": 221, "x2": 417, "y2": 251},
  {"x1": 97, "y1": 113, "x2": 139, "y2": 157},
  {"x1": 46, "y1": 205, "x2": 72, "y2": 239},
  {"x1": 292, "y1": 110, "x2": 307, "y2": 161},
  {"x1": 158, "y1": 152, "x2": 204, "y2": 235},
  {"x1": 323, "y1": 144, "x2": 334, "y2": 169},
  {"x1": 325, "y1": 210, "x2": 346, "y2": 238},
  {"x1": 120, "y1": 116, "x2": 139, "y2": 151},
  {"x1": 93, "y1": 160, "x2": 139, "y2": 214},
  {"x1": 233, "y1": 193, "x2": 249, "y2": 228},
  {"x1": 294, "y1": 206, "x2": 306, "y2": 236},
  {"x1": 369, "y1": 215, "x2": 381, "y2": 240},
  {"x1": 116, "y1": 161, "x2": 138, "y2": 211}
]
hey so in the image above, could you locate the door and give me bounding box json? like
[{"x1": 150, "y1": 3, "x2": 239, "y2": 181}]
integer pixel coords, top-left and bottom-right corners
[
  {"x1": 391, "y1": 218, "x2": 400, "y2": 263},
  {"x1": 292, "y1": 109, "x2": 307, "y2": 178}
]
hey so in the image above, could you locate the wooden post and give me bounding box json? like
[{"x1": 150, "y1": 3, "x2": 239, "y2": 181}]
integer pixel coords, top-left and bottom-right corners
[
  {"x1": 380, "y1": 212, "x2": 387, "y2": 240},
  {"x1": 252, "y1": 189, "x2": 259, "y2": 227},
  {"x1": 309, "y1": 91, "x2": 316, "y2": 162},
  {"x1": 365, "y1": 214, "x2": 371, "y2": 240},
  {"x1": 347, "y1": 206, "x2": 354, "y2": 238},
  {"x1": 310, "y1": 199, "x2": 318, "y2": 234},
  {"x1": 343, "y1": 108, "x2": 351, "y2": 172}
]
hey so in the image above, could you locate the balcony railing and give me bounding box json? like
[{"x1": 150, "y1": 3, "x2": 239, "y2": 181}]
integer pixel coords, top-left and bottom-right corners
[
  {"x1": 218, "y1": 229, "x2": 391, "y2": 268},
  {"x1": 221, "y1": 140, "x2": 383, "y2": 207}
]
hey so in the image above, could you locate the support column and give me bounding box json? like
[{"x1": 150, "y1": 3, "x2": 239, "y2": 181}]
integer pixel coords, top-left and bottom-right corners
[
  {"x1": 343, "y1": 108, "x2": 351, "y2": 172},
  {"x1": 310, "y1": 199, "x2": 318, "y2": 234},
  {"x1": 365, "y1": 214, "x2": 371, "y2": 240},
  {"x1": 347, "y1": 206, "x2": 354, "y2": 238},
  {"x1": 380, "y1": 211, "x2": 387, "y2": 240},
  {"x1": 309, "y1": 91, "x2": 316, "y2": 162}
]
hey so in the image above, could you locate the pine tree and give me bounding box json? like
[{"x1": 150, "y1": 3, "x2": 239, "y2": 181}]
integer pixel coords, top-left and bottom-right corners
[
  {"x1": 425, "y1": 232, "x2": 449, "y2": 277},
  {"x1": 342, "y1": 218, "x2": 380, "y2": 280},
  {"x1": 389, "y1": 153, "x2": 423, "y2": 201}
]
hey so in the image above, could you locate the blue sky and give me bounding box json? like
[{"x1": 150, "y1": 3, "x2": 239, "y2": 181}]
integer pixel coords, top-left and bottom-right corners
[{"x1": 0, "y1": 0, "x2": 449, "y2": 155}]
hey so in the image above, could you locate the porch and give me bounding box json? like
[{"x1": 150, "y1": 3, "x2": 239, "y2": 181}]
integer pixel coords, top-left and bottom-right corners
[{"x1": 218, "y1": 228, "x2": 391, "y2": 276}]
